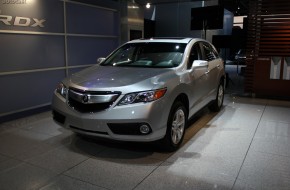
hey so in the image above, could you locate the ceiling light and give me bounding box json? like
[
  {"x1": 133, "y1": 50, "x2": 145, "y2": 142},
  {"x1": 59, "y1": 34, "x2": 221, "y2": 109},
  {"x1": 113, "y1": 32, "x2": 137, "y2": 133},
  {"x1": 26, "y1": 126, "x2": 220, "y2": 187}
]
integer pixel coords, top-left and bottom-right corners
[{"x1": 146, "y1": 3, "x2": 151, "y2": 9}]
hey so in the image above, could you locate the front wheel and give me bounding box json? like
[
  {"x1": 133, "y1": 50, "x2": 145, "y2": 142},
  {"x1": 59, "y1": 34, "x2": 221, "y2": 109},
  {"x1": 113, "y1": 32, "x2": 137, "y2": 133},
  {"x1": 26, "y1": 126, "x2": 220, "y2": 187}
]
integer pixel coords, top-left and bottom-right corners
[
  {"x1": 162, "y1": 101, "x2": 187, "y2": 151},
  {"x1": 209, "y1": 81, "x2": 224, "y2": 112}
]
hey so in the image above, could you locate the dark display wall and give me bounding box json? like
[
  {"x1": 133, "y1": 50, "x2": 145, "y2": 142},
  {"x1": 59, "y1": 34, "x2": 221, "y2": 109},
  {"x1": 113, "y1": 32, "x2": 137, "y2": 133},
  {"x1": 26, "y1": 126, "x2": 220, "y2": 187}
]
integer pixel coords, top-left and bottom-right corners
[
  {"x1": 154, "y1": 0, "x2": 232, "y2": 43},
  {"x1": 0, "y1": 0, "x2": 120, "y2": 119},
  {"x1": 245, "y1": 0, "x2": 290, "y2": 98}
]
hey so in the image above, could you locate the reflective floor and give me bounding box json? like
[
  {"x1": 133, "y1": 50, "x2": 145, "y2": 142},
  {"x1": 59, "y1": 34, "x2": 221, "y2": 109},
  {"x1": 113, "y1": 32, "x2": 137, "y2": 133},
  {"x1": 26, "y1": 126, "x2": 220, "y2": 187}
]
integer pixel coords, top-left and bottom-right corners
[{"x1": 1, "y1": 95, "x2": 290, "y2": 190}]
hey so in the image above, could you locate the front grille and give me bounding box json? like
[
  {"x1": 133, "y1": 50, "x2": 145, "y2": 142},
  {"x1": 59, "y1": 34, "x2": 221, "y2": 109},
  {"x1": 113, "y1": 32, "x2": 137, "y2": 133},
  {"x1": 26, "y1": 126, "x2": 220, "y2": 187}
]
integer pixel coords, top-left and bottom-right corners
[
  {"x1": 68, "y1": 98, "x2": 113, "y2": 113},
  {"x1": 67, "y1": 88, "x2": 120, "y2": 113}
]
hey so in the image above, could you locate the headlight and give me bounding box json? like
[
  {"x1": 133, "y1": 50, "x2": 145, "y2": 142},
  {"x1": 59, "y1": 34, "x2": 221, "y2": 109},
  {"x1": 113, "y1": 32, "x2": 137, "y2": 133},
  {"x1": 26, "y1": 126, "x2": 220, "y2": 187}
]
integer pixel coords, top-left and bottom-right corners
[
  {"x1": 118, "y1": 88, "x2": 167, "y2": 105},
  {"x1": 56, "y1": 83, "x2": 67, "y2": 98}
]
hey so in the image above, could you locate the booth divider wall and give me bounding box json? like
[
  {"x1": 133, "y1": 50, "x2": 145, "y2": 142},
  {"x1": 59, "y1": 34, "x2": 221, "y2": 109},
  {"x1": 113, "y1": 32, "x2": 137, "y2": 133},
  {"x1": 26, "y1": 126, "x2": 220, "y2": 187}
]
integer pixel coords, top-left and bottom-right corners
[
  {"x1": 0, "y1": 0, "x2": 120, "y2": 120},
  {"x1": 245, "y1": 0, "x2": 290, "y2": 98}
]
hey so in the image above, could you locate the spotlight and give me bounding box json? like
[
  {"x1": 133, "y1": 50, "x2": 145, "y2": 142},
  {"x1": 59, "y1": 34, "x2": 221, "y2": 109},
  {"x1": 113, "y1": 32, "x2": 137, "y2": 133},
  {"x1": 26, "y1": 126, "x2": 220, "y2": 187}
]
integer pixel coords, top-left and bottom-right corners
[{"x1": 146, "y1": 3, "x2": 150, "y2": 9}]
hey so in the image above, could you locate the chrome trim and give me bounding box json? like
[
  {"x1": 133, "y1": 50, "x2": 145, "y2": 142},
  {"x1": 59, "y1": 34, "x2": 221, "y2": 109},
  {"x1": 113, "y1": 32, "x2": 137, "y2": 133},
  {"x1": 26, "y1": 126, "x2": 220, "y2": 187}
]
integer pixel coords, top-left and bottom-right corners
[{"x1": 69, "y1": 89, "x2": 119, "y2": 104}]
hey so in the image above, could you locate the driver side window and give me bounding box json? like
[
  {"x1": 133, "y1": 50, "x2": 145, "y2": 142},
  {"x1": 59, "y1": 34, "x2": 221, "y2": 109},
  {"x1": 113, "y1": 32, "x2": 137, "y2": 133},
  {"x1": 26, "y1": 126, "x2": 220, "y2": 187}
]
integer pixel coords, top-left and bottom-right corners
[{"x1": 188, "y1": 44, "x2": 201, "y2": 69}]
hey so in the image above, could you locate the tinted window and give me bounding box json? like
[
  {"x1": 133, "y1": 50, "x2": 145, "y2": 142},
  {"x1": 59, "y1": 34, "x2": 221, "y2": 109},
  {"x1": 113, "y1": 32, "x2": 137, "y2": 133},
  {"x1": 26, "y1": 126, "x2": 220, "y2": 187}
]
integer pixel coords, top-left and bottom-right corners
[
  {"x1": 101, "y1": 43, "x2": 186, "y2": 68},
  {"x1": 202, "y1": 42, "x2": 218, "y2": 61}
]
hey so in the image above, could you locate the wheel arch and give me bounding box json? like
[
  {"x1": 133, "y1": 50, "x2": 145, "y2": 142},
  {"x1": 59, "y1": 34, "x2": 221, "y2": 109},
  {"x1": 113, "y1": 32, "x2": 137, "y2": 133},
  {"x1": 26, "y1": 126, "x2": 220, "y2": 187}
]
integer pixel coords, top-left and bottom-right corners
[
  {"x1": 172, "y1": 93, "x2": 189, "y2": 116},
  {"x1": 220, "y1": 73, "x2": 226, "y2": 88}
]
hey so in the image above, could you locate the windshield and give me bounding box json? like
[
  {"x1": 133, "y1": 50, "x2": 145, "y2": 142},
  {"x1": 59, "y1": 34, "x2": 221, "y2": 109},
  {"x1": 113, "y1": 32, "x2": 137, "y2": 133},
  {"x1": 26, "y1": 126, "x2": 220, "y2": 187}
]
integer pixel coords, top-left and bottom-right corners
[{"x1": 101, "y1": 42, "x2": 186, "y2": 68}]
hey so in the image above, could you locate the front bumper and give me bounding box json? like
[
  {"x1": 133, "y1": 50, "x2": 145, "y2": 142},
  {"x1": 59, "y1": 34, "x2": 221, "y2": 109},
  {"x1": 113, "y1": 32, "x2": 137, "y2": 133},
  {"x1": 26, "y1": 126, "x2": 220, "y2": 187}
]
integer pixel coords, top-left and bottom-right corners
[{"x1": 51, "y1": 92, "x2": 168, "y2": 142}]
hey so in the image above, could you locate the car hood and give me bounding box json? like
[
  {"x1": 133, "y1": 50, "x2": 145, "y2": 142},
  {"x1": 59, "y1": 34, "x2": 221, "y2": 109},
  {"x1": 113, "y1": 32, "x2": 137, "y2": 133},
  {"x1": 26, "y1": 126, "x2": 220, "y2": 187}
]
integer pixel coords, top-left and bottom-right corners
[{"x1": 67, "y1": 65, "x2": 174, "y2": 91}]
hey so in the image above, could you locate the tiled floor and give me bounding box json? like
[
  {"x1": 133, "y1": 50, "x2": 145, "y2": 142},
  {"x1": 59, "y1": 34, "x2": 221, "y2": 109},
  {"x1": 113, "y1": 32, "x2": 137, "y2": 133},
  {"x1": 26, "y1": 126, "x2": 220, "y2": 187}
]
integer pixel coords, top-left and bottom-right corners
[{"x1": 0, "y1": 95, "x2": 290, "y2": 190}]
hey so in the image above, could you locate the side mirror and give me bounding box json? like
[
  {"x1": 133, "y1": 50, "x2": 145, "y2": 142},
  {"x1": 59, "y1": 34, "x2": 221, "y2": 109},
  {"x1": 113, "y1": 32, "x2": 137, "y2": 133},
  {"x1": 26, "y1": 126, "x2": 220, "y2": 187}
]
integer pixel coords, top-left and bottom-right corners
[
  {"x1": 97, "y1": 57, "x2": 106, "y2": 64},
  {"x1": 192, "y1": 60, "x2": 208, "y2": 69}
]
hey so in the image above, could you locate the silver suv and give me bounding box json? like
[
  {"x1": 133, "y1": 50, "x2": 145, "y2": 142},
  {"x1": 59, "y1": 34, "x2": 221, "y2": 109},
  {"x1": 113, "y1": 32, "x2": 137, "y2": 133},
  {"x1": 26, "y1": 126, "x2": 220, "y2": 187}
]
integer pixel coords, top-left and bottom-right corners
[{"x1": 52, "y1": 38, "x2": 226, "y2": 151}]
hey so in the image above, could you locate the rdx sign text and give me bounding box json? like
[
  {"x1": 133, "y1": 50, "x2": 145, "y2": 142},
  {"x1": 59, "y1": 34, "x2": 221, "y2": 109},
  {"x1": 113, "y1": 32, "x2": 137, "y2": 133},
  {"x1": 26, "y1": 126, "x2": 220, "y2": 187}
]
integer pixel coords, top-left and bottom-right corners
[{"x1": 0, "y1": 15, "x2": 45, "y2": 27}]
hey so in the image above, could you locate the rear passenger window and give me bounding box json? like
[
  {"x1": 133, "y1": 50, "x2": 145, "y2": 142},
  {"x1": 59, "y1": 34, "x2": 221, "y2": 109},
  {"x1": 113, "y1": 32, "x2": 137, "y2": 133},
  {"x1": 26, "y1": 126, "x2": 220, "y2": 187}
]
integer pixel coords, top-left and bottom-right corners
[{"x1": 202, "y1": 42, "x2": 218, "y2": 61}]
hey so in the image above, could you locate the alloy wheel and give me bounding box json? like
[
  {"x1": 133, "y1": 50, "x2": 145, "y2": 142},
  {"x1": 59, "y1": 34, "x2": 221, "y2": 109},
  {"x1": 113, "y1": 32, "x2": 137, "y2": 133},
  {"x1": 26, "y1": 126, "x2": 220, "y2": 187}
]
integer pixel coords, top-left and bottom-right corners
[
  {"x1": 171, "y1": 108, "x2": 185, "y2": 145},
  {"x1": 217, "y1": 84, "x2": 224, "y2": 108}
]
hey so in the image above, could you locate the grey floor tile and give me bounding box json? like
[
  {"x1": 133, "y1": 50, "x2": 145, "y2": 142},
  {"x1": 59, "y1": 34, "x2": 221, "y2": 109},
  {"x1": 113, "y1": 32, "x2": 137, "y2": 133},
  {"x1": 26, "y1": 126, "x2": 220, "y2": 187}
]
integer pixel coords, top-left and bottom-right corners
[
  {"x1": 19, "y1": 117, "x2": 65, "y2": 136},
  {"x1": 43, "y1": 130, "x2": 74, "y2": 147},
  {"x1": 0, "y1": 163, "x2": 57, "y2": 190},
  {"x1": 250, "y1": 135, "x2": 290, "y2": 157},
  {"x1": 14, "y1": 142, "x2": 59, "y2": 161},
  {"x1": 186, "y1": 99, "x2": 263, "y2": 146},
  {"x1": 0, "y1": 157, "x2": 22, "y2": 173},
  {"x1": 0, "y1": 128, "x2": 61, "y2": 161},
  {"x1": 229, "y1": 96, "x2": 268, "y2": 107},
  {"x1": 1, "y1": 98, "x2": 290, "y2": 190},
  {"x1": 256, "y1": 120, "x2": 290, "y2": 138},
  {"x1": 0, "y1": 111, "x2": 51, "y2": 131},
  {"x1": 14, "y1": 128, "x2": 54, "y2": 141},
  {"x1": 0, "y1": 129, "x2": 52, "y2": 157},
  {"x1": 223, "y1": 94, "x2": 233, "y2": 105},
  {"x1": 27, "y1": 146, "x2": 89, "y2": 174},
  {"x1": 225, "y1": 101, "x2": 264, "y2": 111},
  {"x1": 0, "y1": 122, "x2": 19, "y2": 134},
  {"x1": 166, "y1": 140, "x2": 246, "y2": 179},
  {"x1": 261, "y1": 106, "x2": 290, "y2": 123},
  {"x1": 207, "y1": 104, "x2": 263, "y2": 133},
  {"x1": 65, "y1": 135, "x2": 108, "y2": 157},
  {"x1": 135, "y1": 161, "x2": 233, "y2": 190},
  {"x1": 89, "y1": 137, "x2": 174, "y2": 162},
  {"x1": 0, "y1": 154, "x2": 9, "y2": 162},
  {"x1": 233, "y1": 178, "x2": 290, "y2": 190},
  {"x1": 251, "y1": 105, "x2": 290, "y2": 157},
  {"x1": 97, "y1": 146, "x2": 167, "y2": 164},
  {"x1": 189, "y1": 125, "x2": 253, "y2": 149},
  {"x1": 67, "y1": 134, "x2": 174, "y2": 161},
  {"x1": 40, "y1": 175, "x2": 107, "y2": 190},
  {"x1": 64, "y1": 158, "x2": 160, "y2": 190},
  {"x1": 1, "y1": 117, "x2": 74, "y2": 160},
  {"x1": 234, "y1": 151, "x2": 290, "y2": 190},
  {"x1": 184, "y1": 108, "x2": 220, "y2": 140},
  {"x1": 232, "y1": 179, "x2": 256, "y2": 190},
  {"x1": 167, "y1": 139, "x2": 247, "y2": 165}
]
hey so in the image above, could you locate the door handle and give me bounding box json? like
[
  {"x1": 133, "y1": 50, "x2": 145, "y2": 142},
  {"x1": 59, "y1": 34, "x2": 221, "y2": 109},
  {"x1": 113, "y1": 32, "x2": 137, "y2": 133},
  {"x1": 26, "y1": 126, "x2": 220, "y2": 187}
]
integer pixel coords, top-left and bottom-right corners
[
  {"x1": 217, "y1": 64, "x2": 220, "y2": 68},
  {"x1": 205, "y1": 70, "x2": 210, "y2": 74}
]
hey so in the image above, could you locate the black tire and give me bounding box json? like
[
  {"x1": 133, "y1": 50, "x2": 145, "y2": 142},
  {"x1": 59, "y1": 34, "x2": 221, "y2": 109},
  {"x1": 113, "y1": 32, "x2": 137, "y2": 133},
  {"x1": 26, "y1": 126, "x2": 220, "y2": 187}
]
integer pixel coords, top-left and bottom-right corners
[
  {"x1": 209, "y1": 81, "x2": 224, "y2": 112},
  {"x1": 162, "y1": 101, "x2": 187, "y2": 151}
]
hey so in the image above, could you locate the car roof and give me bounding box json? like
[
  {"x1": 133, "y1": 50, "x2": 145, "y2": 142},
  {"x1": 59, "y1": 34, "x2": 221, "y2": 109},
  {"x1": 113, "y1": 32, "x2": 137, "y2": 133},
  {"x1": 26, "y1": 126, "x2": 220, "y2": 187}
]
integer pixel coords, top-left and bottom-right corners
[{"x1": 127, "y1": 37, "x2": 205, "y2": 44}]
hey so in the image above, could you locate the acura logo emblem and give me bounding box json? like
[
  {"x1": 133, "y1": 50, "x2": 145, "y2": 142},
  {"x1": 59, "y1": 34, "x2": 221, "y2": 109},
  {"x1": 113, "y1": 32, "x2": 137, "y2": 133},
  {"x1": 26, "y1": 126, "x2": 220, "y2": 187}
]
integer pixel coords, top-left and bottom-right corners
[{"x1": 82, "y1": 95, "x2": 89, "y2": 103}]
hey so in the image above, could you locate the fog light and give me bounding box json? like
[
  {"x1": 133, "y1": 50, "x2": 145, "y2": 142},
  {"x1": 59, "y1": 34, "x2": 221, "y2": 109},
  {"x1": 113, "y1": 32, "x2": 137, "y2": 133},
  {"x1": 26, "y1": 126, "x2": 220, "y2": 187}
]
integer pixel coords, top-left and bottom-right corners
[{"x1": 140, "y1": 124, "x2": 150, "y2": 134}]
